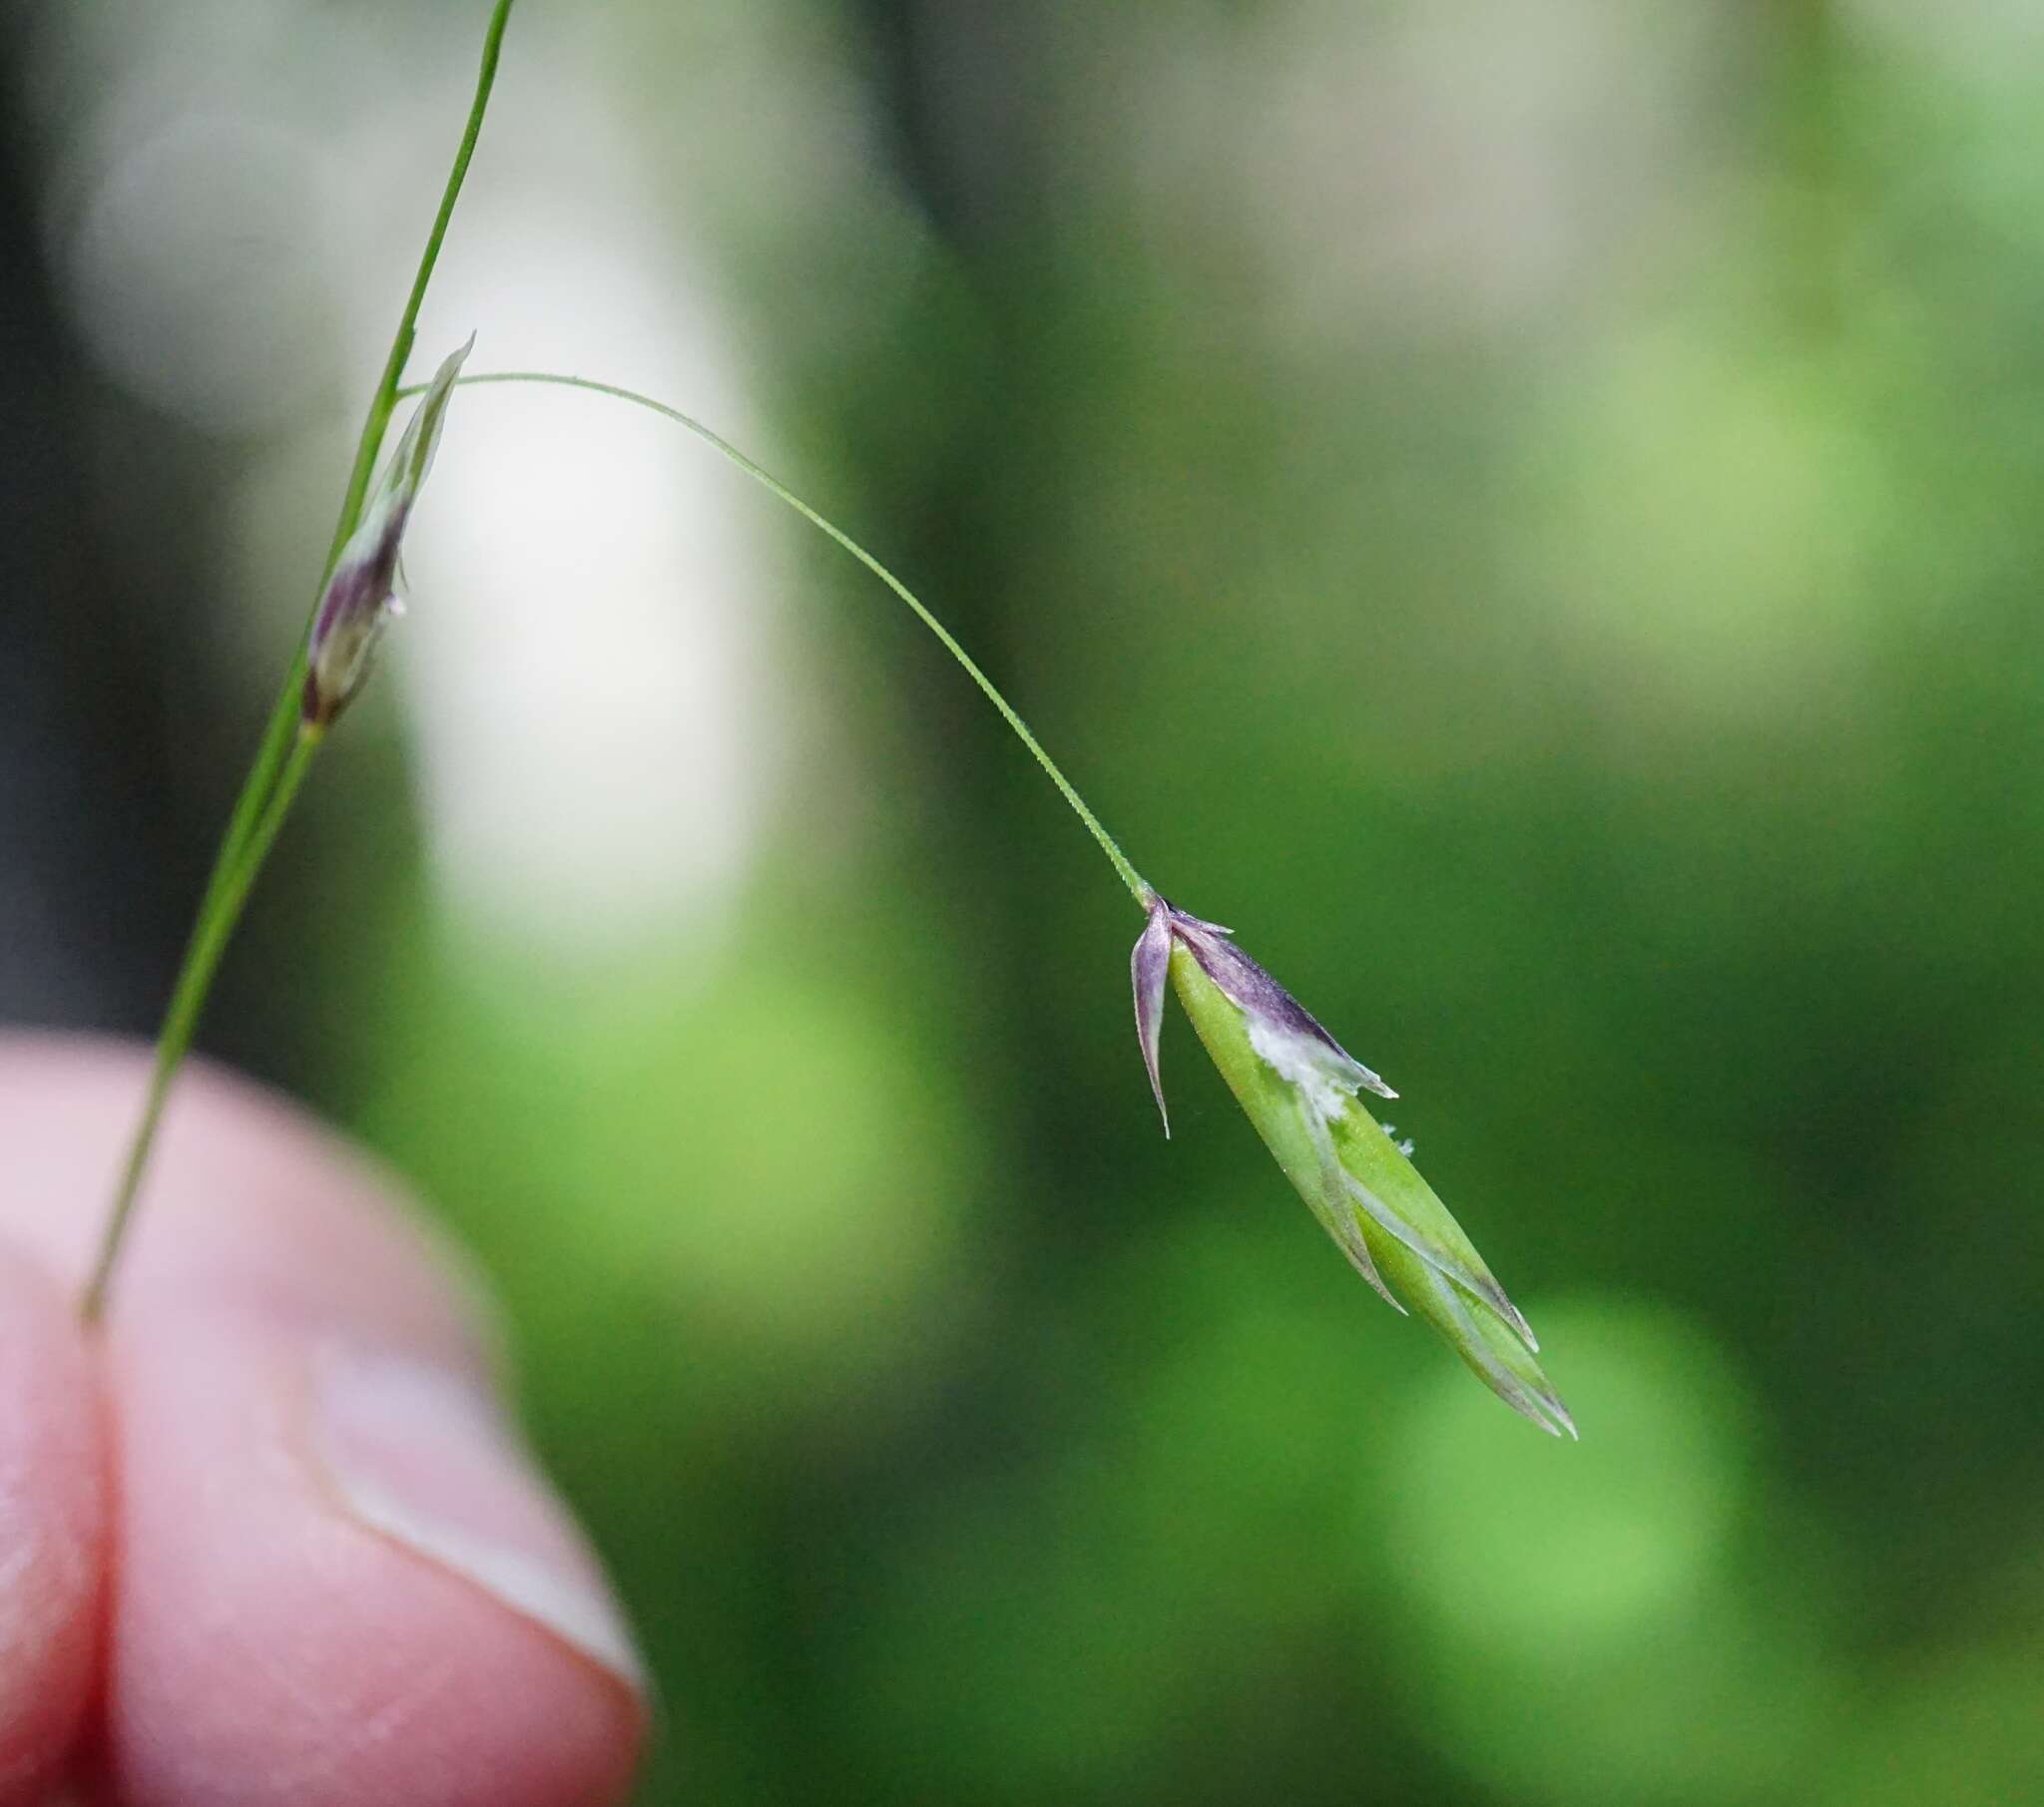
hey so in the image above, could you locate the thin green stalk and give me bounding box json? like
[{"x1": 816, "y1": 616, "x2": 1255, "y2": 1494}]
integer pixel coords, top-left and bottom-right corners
[
  {"x1": 187, "y1": 1, "x2": 518, "y2": 937},
  {"x1": 409, "y1": 369, "x2": 1152, "y2": 905},
  {"x1": 80, "y1": 729, "x2": 325, "y2": 1322},
  {"x1": 82, "y1": 0, "x2": 516, "y2": 1323}
]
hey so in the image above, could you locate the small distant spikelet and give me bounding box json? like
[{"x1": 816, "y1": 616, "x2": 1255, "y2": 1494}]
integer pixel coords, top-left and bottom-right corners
[{"x1": 303, "y1": 336, "x2": 473, "y2": 726}]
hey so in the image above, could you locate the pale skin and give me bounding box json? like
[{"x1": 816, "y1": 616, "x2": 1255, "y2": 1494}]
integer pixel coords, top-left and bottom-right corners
[{"x1": 0, "y1": 1036, "x2": 646, "y2": 1806}]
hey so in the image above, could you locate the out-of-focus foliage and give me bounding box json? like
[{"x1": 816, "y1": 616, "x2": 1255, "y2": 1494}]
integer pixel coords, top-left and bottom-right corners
[{"x1": 12, "y1": 0, "x2": 2044, "y2": 1800}]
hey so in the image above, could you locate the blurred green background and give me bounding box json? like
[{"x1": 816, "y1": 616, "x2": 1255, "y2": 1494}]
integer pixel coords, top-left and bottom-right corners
[{"x1": 5, "y1": 0, "x2": 2043, "y2": 1801}]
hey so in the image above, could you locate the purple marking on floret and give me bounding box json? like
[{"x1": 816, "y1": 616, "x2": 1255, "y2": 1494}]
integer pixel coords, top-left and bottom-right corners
[{"x1": 1131, "y1": 897, "x2": 1174, "y2": 1136}]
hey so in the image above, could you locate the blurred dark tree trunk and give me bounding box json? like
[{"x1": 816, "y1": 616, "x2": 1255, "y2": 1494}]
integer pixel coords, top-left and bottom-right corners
[{"x1": 0, "y1": 24, "x2": 220, "y2": 1044}]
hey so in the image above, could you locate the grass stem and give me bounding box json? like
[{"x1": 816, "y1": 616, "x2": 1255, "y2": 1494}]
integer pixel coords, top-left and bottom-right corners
[
  {"x1": 81, "y1": 729, "x2": 324, "y2": 1321},
  {"x1": 81, "y1": 0, "x2": 516, "y2": 1321}
]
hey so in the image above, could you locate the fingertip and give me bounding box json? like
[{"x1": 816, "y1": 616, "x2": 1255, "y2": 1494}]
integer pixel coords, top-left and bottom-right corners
[
  {"x1": 106, "y1": 1313, "x2": 646, "y2": 1807},
  {"x1": 0, "y1": 1247, "x2": 106, "y2": 1807},
  {"x1": 0, "y1": 1033, "x2": 644, "y2": 1804}
]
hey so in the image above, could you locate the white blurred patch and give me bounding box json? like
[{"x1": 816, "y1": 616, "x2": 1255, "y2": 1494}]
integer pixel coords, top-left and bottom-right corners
[
  {"x1": 397, "y1": 237, "x2": 779, "y2": 957},
  {"x1": 345, "y1": 51, "x2": 784, "y2": 961},
  {"x1": 50, "y1": 109, "x2": 339, "y2": 431}
]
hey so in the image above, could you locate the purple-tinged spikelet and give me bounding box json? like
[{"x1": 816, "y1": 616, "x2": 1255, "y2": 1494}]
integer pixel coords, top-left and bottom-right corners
[
  {"x1": 1133, "y1": 894, "x2": 1573, "y2": 1437},
  {"x1": 304, "y1": 336, "x2": 472, "y2": 727}
]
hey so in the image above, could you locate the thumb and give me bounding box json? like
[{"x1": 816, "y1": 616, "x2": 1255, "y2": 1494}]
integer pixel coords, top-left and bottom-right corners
[{"x1": 0, "y1": 1034, "x2": 647, "y2": 1807}]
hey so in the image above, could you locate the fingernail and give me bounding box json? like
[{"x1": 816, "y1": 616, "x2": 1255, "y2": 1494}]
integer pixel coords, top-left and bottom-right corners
[{"x1": 308, "y1": 1343, "x2": 646, "y2": 1694}]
